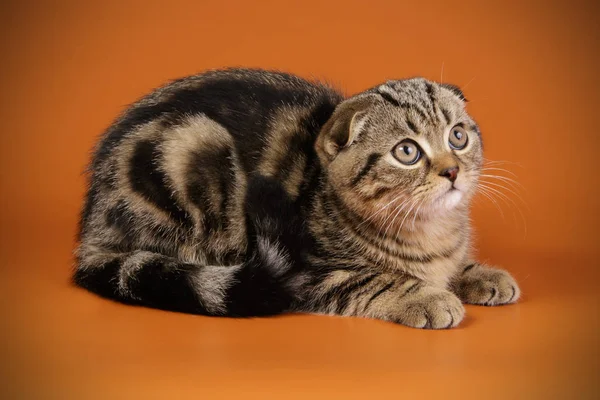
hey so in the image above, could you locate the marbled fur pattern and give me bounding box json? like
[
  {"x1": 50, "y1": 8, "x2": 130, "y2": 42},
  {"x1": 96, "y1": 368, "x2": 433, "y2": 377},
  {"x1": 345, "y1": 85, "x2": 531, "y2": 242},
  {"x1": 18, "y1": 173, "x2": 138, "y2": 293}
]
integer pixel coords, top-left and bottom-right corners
[{"x1": 74, "y1": 68, "x2": 520, "y2": 328}]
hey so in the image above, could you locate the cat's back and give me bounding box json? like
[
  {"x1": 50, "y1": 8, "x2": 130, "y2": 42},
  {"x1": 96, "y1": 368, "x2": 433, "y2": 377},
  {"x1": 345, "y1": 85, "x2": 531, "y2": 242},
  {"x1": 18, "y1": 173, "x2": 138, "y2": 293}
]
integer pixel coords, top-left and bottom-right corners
[
  {"x1": 80, "y1": 69, "x2": 342, "y2": 264},
  {"x1": 94, "y1": 68, "x2": 343, "y2": 170}
]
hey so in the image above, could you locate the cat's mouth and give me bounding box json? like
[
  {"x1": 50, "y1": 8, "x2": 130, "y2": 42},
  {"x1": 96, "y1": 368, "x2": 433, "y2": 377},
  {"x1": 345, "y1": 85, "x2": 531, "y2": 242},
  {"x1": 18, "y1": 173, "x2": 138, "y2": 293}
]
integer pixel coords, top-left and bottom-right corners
[
  {"x1": 427, "y1": 185, "x2": 464, "y2": 212},
  {"x1": 443, "y1": 186, "x2": 464, "y2": 208}
]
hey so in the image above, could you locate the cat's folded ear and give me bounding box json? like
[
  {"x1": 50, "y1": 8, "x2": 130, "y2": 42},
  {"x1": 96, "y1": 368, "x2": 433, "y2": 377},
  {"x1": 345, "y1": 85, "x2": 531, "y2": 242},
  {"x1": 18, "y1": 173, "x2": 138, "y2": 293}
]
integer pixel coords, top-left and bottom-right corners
[
  {"x1": 440, "y1": 83, "x2": 467, "y2": 102},
  {"x1": 316, "y1": 95, "x2": 375, "y2": 161}
]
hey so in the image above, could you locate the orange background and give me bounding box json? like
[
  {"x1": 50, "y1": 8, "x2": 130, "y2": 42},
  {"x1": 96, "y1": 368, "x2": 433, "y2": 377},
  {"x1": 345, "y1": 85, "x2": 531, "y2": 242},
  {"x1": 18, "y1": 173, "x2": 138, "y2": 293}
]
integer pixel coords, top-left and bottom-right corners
[{"x1": 1, "y1": 1, "x2": 598, "y2": 399}]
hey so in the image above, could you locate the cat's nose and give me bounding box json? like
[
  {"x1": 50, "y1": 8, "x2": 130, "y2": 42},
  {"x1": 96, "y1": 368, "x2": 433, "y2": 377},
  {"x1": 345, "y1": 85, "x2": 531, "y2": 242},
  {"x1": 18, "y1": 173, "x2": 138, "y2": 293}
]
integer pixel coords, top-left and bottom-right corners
[{"x1": 439, "y1": 166, "x2": 459, "y2": 182}]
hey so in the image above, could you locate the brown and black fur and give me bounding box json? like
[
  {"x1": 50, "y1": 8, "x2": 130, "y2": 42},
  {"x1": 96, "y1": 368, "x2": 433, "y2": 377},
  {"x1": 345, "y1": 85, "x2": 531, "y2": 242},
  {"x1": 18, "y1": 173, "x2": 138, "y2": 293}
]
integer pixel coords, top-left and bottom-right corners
[{"x1": 75, "y1": 68, "x2": 520, "y2": 329}]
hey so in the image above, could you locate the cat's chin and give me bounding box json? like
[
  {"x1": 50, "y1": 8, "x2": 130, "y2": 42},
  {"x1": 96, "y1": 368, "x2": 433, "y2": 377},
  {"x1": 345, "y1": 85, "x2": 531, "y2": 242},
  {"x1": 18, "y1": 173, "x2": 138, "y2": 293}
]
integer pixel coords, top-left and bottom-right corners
[
  {"x1": 421, "y1": 188, "x2": 464, "y2": 217},
  {"x1": 442, "y1": 188, "x2": 463, "y2": 209}
]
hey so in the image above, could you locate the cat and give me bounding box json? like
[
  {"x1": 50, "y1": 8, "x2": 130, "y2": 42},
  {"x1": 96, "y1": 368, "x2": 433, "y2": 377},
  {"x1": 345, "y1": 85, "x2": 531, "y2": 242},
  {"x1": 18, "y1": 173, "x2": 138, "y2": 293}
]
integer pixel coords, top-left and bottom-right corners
[{"x1": 74, "y1": 68, "x2": 520, "y2": 329}]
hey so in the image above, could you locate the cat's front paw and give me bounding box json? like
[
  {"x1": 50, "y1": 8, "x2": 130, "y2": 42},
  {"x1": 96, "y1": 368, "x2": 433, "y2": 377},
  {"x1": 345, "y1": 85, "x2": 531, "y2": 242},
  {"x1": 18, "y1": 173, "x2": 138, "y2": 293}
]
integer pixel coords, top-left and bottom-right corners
[
  {"x1": 455, "y1": 264, "x2": 520, "y2": 306},
  {"x1": 395, "y1": 287, "x2": 465, "y2": 329}
]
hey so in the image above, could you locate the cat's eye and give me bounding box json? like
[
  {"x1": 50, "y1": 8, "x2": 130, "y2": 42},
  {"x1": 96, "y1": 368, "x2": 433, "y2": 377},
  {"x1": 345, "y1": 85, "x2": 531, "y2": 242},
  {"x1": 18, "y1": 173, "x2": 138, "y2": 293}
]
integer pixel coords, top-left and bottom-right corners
[
  {"x1": 449, "y1": 126, "x2": 468, "y2": 150},
  {"x1": 393, "y1": 140, "x2": 422, "y2": 165}
]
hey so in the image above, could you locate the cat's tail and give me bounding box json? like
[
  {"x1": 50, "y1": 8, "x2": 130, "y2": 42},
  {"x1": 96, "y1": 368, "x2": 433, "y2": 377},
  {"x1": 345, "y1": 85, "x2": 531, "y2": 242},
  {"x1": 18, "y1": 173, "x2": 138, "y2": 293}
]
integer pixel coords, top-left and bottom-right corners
[
  {"x1": 73, "y1": 175, "x2": 309, "y2": 317},
  {"x1": 73, "y1": 235, "x2": 303, "y2": 317}
]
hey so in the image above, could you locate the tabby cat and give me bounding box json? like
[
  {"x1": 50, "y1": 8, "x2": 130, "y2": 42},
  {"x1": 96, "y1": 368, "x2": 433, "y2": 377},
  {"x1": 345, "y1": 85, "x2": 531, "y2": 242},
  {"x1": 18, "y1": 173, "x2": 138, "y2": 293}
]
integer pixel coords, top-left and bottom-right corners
[{"x1": 74, "y1": 68, "x2": 520, "y2": 329}]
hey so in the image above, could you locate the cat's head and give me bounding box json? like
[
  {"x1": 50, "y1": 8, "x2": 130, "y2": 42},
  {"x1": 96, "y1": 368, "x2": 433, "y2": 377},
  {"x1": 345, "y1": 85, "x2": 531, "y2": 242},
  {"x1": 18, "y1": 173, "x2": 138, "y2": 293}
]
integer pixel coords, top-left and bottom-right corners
[{"x1": 316, "y1": 78, "x2": 482, "y2": 229}]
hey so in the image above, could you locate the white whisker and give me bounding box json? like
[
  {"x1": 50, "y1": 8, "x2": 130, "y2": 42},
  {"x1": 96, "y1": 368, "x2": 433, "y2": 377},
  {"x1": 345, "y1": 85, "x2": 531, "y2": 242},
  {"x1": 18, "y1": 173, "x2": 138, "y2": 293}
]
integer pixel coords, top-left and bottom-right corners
[
  {"x1": 411, "y1": 198, "x2": 425, "y2": 229},
  {"x1": 357, "y1": 193, "x2": 405, "y2": 228},
  {"x1": 476, "y1": 186, "x2": 505, "y2": 220},
  {"x1": 479, "y1": 180, "x2": 529, "y2": 211},
  {"x1": 478, "y1": 183, "x2": 528, "y2": 237},
  {"x1": 479, "y1": 174, "x2": 527, "y2": 192},
  {"x1": 397, "y1": 198, "x2": 420, "y2": 235},
  {"x1": 481, "y1": 166, "x2": 519, "y2": 178},
  {"x1": 380, "y1": 198, "x2": 413, "y2": 241},
  {"x1": 440, "y1": 61, "x2": 445, "y2": 84},
  {"x1": 483, "y1": 159, "x2": 524, "y2": 168},
  {"x1": 462, "y1": 76, "x2": 475, "y2": 90}
]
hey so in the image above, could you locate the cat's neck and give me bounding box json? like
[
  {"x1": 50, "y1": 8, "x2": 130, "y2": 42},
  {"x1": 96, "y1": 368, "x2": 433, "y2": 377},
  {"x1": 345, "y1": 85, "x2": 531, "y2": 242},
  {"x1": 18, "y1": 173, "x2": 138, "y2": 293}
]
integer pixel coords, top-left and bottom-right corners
[{"x1": 309, "y1": 184, "x2": 471, "y2": 280}]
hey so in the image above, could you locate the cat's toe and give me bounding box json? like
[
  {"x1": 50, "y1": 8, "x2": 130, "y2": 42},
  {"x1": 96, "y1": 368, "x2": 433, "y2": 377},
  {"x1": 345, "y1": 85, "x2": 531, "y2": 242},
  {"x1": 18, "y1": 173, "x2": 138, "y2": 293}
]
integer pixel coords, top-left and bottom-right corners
[
  {"x1": 458, "y1": 268, "x2": 520, "y2": 306},
  {"x1": 494, "y1": 272, "x2": 520, "y2": 305},
  {"x1": 397, "y1": 289, "x2": 465, "y2": 329}
]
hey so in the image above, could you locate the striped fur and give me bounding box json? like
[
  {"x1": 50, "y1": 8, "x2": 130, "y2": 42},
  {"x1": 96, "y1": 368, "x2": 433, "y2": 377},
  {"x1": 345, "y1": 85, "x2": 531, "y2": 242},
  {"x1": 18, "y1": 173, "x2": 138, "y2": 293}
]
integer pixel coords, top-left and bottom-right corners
[{"x1": 75, "y1": 68, "x2": 520, "y2": 329}]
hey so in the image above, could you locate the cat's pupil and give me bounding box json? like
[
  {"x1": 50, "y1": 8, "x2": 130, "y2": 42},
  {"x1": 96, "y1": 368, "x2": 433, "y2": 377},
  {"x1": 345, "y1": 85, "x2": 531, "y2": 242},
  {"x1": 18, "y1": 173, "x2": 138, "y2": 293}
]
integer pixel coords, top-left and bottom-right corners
[
  {"x1": 403, "y1": 146, "x2": 413, "y2": 155},
  {"x1": 454, "y1": 130, "x2": 462, "y2": 140}
]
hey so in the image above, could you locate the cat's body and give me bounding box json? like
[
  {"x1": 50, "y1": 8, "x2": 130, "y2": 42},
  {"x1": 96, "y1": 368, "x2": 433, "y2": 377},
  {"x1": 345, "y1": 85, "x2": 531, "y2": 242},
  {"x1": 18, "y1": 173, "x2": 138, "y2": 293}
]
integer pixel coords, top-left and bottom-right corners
[{"x1": 75, "y1": 68, "x2": 520, "y2": 328}]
